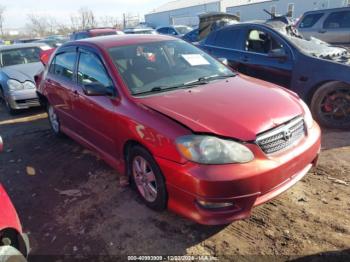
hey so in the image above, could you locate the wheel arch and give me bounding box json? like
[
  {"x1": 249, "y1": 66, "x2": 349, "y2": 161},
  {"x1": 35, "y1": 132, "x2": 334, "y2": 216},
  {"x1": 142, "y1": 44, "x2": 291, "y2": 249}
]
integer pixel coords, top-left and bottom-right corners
[
  {"x1": 0, "y1": 227, "x2": 29, "y2": 257},
  {"x1": 305, "y1": 80, "x2": 350, "y2": 105}
]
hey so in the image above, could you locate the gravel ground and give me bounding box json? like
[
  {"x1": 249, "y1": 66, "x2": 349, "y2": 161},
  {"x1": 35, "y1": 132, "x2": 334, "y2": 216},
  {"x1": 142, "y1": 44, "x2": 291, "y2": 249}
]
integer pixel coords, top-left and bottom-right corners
[{"x1": 0, "y1": 105, "x2": 349, "y2": 262}]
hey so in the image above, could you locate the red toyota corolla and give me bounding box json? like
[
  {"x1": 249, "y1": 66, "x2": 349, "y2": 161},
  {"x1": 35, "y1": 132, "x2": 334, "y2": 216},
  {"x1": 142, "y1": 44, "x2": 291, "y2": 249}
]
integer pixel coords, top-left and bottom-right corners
[{"x1": 37, "y1": 35, "x2": 321, "y2": 225}]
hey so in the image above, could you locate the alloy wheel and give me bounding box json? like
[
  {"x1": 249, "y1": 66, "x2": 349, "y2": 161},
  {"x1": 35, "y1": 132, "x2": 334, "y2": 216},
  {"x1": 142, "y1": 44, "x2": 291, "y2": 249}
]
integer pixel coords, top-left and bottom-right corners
[{"x1": 132, "y1": 156, "x2": 158, "y2": 203}]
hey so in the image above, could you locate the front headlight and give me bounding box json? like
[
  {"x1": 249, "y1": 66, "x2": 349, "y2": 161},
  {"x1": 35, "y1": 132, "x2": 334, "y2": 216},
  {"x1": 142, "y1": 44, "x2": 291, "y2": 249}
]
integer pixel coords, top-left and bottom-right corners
[
  {"x1": 23, "y1": 81, "x2": 36, "y2": 89},
  {"x1": 176, "y1": 135, "x2": 254, "y2": 164},
  {"x1": 300, "y1": 99, "x2": 314, "y2": 129},
  {"x1": 7, "y1": 79, "x2": 23, "y2": 91}
]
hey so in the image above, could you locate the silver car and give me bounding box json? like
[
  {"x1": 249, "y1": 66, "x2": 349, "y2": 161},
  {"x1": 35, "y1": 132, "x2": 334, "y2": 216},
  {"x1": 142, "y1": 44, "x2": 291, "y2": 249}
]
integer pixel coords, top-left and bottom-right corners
[
  {"x1": 297, "y1": 7, "x2": 350, "y2": 46},
  {"x1": 0, "y1": 43, "x2": 50, "y2": 114}
]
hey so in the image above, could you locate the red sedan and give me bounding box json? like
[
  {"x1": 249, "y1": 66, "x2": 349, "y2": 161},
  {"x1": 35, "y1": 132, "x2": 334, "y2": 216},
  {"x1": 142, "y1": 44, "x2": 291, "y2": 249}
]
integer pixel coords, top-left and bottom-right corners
[
  {"x1": 37, "y1": 35, "x2": 321, "y2": 225},
  {"x1": 0, "y1": 136, "x2": 30, "y2": 260}
]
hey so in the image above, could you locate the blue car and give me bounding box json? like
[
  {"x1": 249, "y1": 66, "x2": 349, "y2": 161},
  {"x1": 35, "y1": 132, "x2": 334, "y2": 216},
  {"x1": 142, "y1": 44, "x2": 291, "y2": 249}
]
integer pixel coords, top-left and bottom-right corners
[{"x1": 199, "y1": 21, "x2": 350, "y2": 129}]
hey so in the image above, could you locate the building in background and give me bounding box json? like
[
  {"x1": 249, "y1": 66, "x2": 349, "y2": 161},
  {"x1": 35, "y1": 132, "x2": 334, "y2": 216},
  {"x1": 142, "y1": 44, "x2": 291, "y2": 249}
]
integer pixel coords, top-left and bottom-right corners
[
  {"x1": 145, "y1": 0, "x2": 350, "y2": 27},
  {"x1": 225, "y1": 0, "x2": 350, "y2": 22}
]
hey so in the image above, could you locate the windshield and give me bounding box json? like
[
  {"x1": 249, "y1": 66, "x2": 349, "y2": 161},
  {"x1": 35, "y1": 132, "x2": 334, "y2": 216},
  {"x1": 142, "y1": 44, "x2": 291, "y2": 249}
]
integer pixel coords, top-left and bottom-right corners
[
  {"x1": 175, "y1": 26, "x2": 192, "y2": 35},
  {"x1": 108, "y1": 40, "x2": 234, "y2": 95},
  {"x1": 0, "y1": 47, "x2": 41, "y2": 67}
]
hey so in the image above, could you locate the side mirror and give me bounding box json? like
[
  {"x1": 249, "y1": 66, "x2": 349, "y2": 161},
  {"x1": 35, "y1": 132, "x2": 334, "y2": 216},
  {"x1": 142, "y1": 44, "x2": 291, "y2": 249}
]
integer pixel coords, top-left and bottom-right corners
[
  {"x1": 268, "y1": 49, "x2": 288, "y2": 59},
  {"x1": 218, "y1": 57, "x2": 229, "y2": 66},
  {"x1": 83, "y1": 83, "x2": 114, "y2": 96}
]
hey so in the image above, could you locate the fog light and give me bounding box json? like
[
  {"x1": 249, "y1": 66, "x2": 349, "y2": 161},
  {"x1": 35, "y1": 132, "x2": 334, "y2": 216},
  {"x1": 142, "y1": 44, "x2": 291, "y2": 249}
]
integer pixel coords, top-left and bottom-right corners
[{"x1": 197, "y1": 200, "x2": 234, "y2": 210}]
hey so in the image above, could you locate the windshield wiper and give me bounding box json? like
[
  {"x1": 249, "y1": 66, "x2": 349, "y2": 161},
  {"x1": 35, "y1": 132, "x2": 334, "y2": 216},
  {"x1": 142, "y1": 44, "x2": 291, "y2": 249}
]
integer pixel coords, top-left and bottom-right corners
[
  {"x1": 133, "y1": 74, "x2": 236, "y2": 96},
  {"x1": 185, "y1": 74, "x2": 236, "y2": 86}
]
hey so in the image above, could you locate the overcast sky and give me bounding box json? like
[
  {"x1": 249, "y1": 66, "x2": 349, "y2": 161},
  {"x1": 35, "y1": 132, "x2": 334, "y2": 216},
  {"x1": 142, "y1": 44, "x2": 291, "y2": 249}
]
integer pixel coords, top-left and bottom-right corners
[{"x1": 1, "y1": 0, "x2": 169, "y2": 28}]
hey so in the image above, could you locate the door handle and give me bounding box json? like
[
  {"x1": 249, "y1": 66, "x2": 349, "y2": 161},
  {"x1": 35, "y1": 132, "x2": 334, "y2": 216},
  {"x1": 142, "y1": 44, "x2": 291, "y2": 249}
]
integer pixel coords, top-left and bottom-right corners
[{"x1": 73, "y1": 90, "x2": 80, "y2": 97}]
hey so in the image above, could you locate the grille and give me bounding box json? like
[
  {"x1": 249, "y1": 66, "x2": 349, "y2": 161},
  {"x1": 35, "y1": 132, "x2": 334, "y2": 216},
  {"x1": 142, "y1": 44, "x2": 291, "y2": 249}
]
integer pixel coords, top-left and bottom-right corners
[
  {"x1": 16, "y1": 98, "x2": 40, "y2": 106},
  {"x1": 256, "y1": 116, "x2": 306, "y2": 154}
]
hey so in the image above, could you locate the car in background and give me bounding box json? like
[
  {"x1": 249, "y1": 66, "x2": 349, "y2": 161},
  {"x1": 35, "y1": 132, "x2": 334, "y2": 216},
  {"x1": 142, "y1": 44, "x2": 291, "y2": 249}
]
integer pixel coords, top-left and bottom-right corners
[
  {"x1": 200, "y1": 21, "x2": 350, "y2": 129},
  {"x1": 70, "y1": 28, "x2": 124, "y2": 41},
  {"x1": 156, "y1": 25, "x2": 192, "y2": 37},
  {"x1": 124, "y1": 28, "x2": 158, "y2": 35},
  {"x1": 0, "y1": 43, "x2": 50, "y2": 114},
  {"x1": 0, "y1": 136, "x2": 30, "y2": 262},
  {"x1": 13, "y1": 39, "x2": 40, "y2": 44},
  {"x1": 297, "y1": 7, "x2": 350, "y2": 46},
  {"x1": 37, "y1": 35, "x2": 320, "y2": 225},
  {"x1": 35, "y1": 38, "x2": 68, "y2": 48},
  {"x1": 182, "y1": 28, "x2": 199, "y2": 43}
]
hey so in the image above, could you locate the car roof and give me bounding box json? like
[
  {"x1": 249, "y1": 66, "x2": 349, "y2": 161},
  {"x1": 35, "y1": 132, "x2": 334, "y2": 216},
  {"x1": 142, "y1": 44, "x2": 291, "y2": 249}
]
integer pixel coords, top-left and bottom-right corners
[
  {"x1": 68, "y1": 34, "x2": 176, "y2": 49},
  {"x1": 303, "y1": 6, "x2": 350, "y2": 15},
  {"x1": 0, "y1": 43, "x2": 49, "y2": 51}
]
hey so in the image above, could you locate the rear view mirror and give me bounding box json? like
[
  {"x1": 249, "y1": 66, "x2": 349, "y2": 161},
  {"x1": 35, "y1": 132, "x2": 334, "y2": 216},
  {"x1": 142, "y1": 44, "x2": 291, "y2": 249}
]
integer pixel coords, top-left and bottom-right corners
[
  {"x1": 218, "y1": 57, "x2": 229, "y2": 66},
  {"x1": 83, "y1": 83, "x2": 114, "y2": 97},
  {"x1": 0, "y1": 136, "x2": 3, "y2": 152},
  {"x1": 268, "y1": 49, "x2": 287, "y2": 59}
]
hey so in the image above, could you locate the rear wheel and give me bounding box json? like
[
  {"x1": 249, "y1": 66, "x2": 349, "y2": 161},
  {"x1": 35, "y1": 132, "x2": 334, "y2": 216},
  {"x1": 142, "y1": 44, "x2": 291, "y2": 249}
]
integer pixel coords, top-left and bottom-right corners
[
  {"x1": 47, "y1": 103, "x2": 63, "y2": 136},
  {"x1": 128, "y1": 146, "x2": 167, "y2": 211},
  {"x1": 311, "y1": 82, "x2": 350, "y2": 129}
]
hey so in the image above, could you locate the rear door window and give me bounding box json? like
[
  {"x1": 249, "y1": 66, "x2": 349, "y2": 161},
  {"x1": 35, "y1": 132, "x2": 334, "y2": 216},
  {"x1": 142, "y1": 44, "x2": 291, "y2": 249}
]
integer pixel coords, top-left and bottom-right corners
[
  {"x1": 213, "y1": 28, "x2": 241, "y2": 49},
  {"x1": 299, "y1": 13, "x2": 324, "y2": 28},
  {"x1": 324, "y1": 11, "x2": 350, "y2": 29},
  {"x1": 49, "y1": 52, "x2": 77, "y2": 81}
]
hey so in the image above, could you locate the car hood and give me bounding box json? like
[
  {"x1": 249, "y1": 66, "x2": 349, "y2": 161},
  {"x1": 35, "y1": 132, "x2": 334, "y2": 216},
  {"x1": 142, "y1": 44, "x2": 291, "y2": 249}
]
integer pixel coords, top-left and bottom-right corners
[
  {"x1": 139, "y1": 75, "x2": 304, "y2": 141},
  {"x1": 1, "y1": 62, "x2": 44, "y2": 82}
]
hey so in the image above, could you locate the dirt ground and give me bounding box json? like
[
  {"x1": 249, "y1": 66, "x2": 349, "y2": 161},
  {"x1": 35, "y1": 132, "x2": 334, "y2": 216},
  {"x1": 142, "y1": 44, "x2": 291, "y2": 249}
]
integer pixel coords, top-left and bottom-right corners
[{"x1": 0, "y1": 104, "x2": 349, "y2": 262}]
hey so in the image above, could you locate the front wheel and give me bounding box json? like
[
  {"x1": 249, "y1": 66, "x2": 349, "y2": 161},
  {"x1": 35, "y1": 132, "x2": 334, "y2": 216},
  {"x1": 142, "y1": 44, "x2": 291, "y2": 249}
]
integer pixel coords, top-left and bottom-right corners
[
  {"x1": 311, "y1": 82, "x2": 350, "y2": 129},
  {"x1": 128, "y1": 146, "x2": 167, "y2": 211}
]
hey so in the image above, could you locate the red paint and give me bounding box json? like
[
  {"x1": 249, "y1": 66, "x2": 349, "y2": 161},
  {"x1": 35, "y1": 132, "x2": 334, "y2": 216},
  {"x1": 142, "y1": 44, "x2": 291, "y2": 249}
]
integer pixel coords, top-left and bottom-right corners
[
  {"x1": 0, "y1": 184, "x2": 22, "y2": 234},
  {"x1": 37, "y1": 35, "x2": 321, "y2": 225}
]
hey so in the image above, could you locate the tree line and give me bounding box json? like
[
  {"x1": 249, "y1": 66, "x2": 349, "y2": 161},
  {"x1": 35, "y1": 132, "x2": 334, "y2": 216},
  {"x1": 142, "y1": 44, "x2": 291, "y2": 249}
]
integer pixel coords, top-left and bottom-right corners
[{"x1": 0, "y1": 6, "x2": 140, "y2": 38}]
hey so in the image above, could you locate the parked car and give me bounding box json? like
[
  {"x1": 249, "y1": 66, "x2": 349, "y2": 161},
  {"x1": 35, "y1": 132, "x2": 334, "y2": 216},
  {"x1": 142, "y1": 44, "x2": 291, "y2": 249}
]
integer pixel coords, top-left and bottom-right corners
[
  {"x1": 297, "y1": 7, "x2": 350, "y2": 46},
  {"x1": 0, "y1": 43, "x2": 50, "y2": 113},
  {"x1": 13, "y1": 39, "x2": 40, "y2": 44},
  {"x1": 70, "y1": 28, "x2": 124, "y2": 41},
  {"x1": 37, "y1": 35, "x2": 321, "y2": 225},
  {"x1": 124, "y1": 28, "x2": 158, "y2": 35},
  {"x1": 182, "y1": 28, "x2": 199, "y2": 43},
  {"x1": 0, "y1": 136, "x2": 30, "y2": 262},
  {"x1": 156, "y1": 25, "x2": 193, "y2": 37},
  {"x1": 200, "y1": 21, "x2": 350, "y2": 129}
]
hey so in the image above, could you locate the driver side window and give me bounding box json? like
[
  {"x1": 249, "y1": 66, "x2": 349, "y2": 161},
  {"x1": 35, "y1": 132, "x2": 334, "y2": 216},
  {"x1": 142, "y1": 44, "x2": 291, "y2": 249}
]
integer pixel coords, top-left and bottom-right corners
[
  {"x1": 77, "y1": 52, "x2": 112, "y2": 89},
  {"x1": 245, "y1": 29, "x2": 284, "y2": 54}
]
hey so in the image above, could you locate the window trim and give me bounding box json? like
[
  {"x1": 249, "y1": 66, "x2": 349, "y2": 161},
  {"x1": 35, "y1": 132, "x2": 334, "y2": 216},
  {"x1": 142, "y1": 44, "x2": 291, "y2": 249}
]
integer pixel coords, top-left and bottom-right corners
[{"x1": 48, "y1": 47, "x2": 78, "y2": 83}]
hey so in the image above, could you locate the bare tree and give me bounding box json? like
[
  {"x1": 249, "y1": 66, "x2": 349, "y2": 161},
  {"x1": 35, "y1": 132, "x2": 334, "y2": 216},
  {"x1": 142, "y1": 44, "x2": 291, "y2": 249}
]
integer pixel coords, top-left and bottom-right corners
[
  {"x1": 70, "y1": 7, "x2": 97, "y2": 31},
  {"x1": 99, "y1": 15, "x2": 120, "y2": 28},
  {"x1": 26, "y1": 14, "x2": 59, "y2": 37},
  {"x1": 0, "y1": 5, "x2": 5, "y2": 37}
]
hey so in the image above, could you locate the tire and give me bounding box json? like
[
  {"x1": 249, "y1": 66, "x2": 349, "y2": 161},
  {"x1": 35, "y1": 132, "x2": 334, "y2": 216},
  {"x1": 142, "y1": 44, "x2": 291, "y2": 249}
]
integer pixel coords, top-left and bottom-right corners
[
  {"x1": 128, "y1": 145, "x2": 167, "y2": 211},
  {"x1": 47, "y1": 103, "x2": 63, "y2": 136},
  {"x1": 0, "y1": 246, "x2": 27, "y2": 262},
  {"x1": 0, "y1": 88, "x2": 15, "y2": 115},
  {"x1": 310, "y1": 81, "x2": 350, "y2": 129}
]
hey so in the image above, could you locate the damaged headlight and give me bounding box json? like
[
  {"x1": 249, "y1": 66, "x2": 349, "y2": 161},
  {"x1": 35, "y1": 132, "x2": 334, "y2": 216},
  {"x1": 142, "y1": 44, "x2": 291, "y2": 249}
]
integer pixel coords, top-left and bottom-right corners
[
  {"x1": 176, "y1": 135, "x2": 254, "y2": 164},
  {"x1": 7, "y1": 79, "x2": 23, "y2": 91}
]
